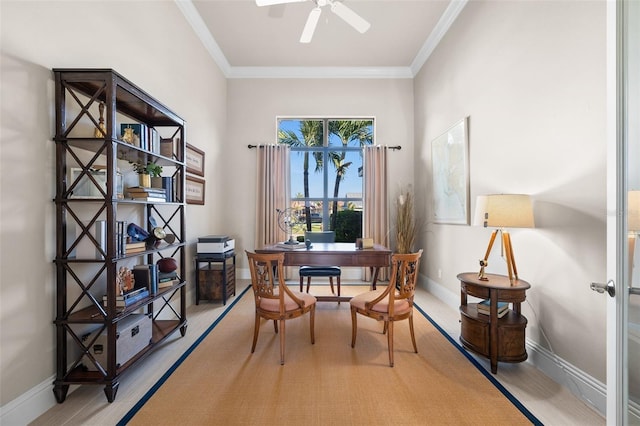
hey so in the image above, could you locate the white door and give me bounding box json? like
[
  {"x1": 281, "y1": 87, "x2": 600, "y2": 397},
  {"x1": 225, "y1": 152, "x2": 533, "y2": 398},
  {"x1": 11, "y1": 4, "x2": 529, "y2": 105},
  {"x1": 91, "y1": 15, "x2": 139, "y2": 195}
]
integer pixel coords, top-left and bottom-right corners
[{"x1": 600, "y1": 2, "x2": 640, "y2": 425}]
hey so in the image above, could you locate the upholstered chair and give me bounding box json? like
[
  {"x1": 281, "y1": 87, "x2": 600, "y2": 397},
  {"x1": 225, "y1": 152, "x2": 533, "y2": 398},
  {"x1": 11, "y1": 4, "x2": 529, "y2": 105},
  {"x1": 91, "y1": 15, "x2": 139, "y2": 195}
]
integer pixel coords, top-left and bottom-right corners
[
  {"x1": 350, "y1": 250, "x2": 423, "y2": 367},
  {"x1": 246, "y1": 250, "x2": 317, "y2": 365}
]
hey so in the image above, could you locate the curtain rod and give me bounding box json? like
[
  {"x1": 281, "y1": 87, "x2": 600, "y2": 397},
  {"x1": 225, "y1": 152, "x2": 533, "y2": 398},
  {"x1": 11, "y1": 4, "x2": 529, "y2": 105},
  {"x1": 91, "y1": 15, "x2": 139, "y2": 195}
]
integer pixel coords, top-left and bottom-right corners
[{"x1": 247, "y1": 144, "x2": 401, "y2": 150}]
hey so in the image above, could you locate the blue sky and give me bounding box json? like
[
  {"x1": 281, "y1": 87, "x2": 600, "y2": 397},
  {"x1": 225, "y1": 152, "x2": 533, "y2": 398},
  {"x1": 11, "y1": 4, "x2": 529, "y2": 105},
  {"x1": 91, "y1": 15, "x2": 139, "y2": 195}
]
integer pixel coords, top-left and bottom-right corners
[{"x1": 280, "y1": 119, "x2": 367, "y2": 199}]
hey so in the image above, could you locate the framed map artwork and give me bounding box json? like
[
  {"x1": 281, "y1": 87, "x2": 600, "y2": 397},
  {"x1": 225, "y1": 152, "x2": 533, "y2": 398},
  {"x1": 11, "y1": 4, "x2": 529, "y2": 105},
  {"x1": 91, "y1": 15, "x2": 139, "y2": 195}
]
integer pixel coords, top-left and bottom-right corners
[{"x1": 431, "y1": 117, "x2": 470, "y2": 225}]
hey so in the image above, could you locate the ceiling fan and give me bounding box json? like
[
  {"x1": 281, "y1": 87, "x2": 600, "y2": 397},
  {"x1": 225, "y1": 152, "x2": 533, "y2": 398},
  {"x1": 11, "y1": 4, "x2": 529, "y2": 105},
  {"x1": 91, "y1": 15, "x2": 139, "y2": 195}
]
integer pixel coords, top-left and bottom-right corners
[{"x1": 256, "y1": 0, "x2": 371, "y2": 43}]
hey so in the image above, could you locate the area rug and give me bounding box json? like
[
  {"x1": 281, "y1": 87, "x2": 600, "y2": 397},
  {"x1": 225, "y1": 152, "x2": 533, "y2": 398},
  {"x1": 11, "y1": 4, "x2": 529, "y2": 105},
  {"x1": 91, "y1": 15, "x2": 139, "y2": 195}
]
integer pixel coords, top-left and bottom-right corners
[{"x1": 118, "y1": 285, "x2": 541, "y2": 425}]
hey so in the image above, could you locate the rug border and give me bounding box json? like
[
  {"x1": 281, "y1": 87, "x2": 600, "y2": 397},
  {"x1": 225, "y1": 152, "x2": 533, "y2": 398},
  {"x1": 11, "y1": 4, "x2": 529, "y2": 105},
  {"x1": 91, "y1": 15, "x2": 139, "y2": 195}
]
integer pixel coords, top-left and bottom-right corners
[
  {"x1": 117, "y1": 284, "x2": 252, "y2": 426},
  {"x1": 118, "y1": 286, "x2": 542, "y2": 426}
]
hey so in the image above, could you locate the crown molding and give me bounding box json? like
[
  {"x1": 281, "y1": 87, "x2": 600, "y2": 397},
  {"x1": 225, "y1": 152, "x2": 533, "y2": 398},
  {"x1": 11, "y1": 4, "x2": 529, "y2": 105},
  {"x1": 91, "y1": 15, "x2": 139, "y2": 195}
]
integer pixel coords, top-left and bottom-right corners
[
  {"x1": 175, "y1": 0, "x2": 231, "y2": 77},
  {"x1": 228, "y1": 66, "x2": 413, "y2": 79},
  {"x1": 177, "y1": 0, "x2": 467, "y2": 80},
  {"x1": 410, "y1": 0, "x2": 468, "y2": 76}
]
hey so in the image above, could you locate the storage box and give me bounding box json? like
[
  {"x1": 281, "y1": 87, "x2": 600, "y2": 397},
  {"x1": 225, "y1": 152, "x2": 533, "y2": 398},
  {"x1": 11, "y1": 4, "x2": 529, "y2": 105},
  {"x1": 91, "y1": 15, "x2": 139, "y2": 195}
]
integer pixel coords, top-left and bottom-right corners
[
  {"x1": 198, "y1": 264, "x2": 235, "y2": 301},
  {"x1": 197, "y1": 235, "x2": 234, "y2": 254},
  {"x1": 84, "y1": 314, "x2": 152, "y2": 370}
]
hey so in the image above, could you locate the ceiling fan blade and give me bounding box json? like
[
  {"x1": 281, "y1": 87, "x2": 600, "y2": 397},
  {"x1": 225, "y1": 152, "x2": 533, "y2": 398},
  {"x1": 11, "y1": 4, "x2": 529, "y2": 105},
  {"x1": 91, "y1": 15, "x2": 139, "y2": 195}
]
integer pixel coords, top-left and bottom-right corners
[
  {"x1": 330, "y1": 1, "x2": 370, "y2": 34},
  {"x1": 256, "y1": 0, "x2": 307, "y2": 6},
  {"x1": 300, "y1": 7, "x2": 322, "y2": 43}
]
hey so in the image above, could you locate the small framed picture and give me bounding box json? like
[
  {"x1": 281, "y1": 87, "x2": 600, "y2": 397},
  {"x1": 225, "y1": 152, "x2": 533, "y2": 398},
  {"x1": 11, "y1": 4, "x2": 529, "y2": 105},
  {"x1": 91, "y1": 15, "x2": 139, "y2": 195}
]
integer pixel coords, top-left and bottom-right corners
[
  {"x1": 185, "y1": 144, "x2": 205, "y2": 177},
  {"x1": 185, "y1": 175, "x2": 205, "y2": 205}
]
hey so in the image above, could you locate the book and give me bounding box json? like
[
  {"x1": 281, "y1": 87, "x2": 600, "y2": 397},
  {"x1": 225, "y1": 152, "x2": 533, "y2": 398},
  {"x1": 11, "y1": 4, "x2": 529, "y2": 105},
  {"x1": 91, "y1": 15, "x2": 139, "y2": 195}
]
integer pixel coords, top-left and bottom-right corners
[
  {"x1": 133, "y1": 264, "x2": 158, "y2": 294},
  {"x1": 158, "y1": 270, "x2": 178, "y2": 280},
  {"x1": 126, "y1": 241, "x2": 146, "y2": 249},
  {"x1": 276, "y1": 243, "x2": 306, "y2": 250},
  {"x1": 477, "y1": 299, "x2": 509, "y2": 317},
  {"x1": 130, "y1": 195, "x2": 166, "y2": 203},
  {"x1": 102, "y1": 287, "x2": 146, "y2": 301},
  {"x1": 103, "y1": 289, "x2": 149, "y2": 307},
  {"x1": 126, "y1": 186, "x2": 167, "y2": 195},
  {"x1": 158, "y1": 278, "x2": 180, "y2": 289}
]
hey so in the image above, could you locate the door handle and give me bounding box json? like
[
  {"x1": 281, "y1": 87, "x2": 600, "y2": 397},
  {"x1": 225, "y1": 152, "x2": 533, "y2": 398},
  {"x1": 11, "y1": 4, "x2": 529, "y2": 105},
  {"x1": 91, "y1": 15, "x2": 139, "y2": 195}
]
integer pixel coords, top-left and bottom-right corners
[{"x1": 590, "y1": 280, "x2": 615, "y2": 297}]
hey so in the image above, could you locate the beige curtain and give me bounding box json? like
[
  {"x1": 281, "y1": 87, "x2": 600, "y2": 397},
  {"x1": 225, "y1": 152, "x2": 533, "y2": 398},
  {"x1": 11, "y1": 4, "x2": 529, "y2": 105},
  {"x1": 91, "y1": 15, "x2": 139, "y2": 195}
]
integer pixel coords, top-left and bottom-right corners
[
  {"x1": 363, "y1": 145, "x2": 389, "y2": 281},
  {"x1": 254, "y1": 144, "x2": 290, "y2": 248}
]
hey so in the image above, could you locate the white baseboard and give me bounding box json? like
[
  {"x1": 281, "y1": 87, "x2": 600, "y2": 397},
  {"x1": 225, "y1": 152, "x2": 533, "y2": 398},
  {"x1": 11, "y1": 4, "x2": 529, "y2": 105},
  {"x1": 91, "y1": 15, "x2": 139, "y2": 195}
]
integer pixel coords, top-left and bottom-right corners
[
  {"x1": 420, "y1": 274, "x2": 607, "y2": 418},
  {"x1": 0, "y1": 374, "x2": 73, "y2": 426}
]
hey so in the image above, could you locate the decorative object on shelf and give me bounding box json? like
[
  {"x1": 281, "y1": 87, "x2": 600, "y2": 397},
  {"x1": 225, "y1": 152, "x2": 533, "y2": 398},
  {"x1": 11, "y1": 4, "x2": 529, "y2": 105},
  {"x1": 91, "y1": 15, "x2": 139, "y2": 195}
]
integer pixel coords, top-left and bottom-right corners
[
  {"x1": 185, "y1": 175, "x2": 205, "y2": 205},
  {"x1": 431, "y1": 117, "x2": 469, "y2": 225},
  {"x1": 394, "y1": 185, "x2": 416, "y2": 254},
  {"x1": 473, "y1": 194, "x2": 535, "y2": 282},
  {"x1": 116, "y1": 266, "x2": 135, "y2": 295},
  {"x1": 121, "y1": 125, "x2": 139, "y2": 146},
  {"x1": 127, "y1": 222, "x2": 150, "y2": 242},
  {"x1": 276, "y1": 208, "x2": 302, "y2": 245},
  {"x1": 157, "y1": 257, "x2": 178, "y2": 273},
  {"x1": 68, "y1": 166, "x2": 123, "y2": 199},
  {"x1": 94, "y1": 102, "x2": 107, "y2": 138},
  {"x1": 185, "y1": 143, "x2": 205, "y2": 177},
  {"x1": 130, "y1": 161, "x2": 162, "y2": 188}
]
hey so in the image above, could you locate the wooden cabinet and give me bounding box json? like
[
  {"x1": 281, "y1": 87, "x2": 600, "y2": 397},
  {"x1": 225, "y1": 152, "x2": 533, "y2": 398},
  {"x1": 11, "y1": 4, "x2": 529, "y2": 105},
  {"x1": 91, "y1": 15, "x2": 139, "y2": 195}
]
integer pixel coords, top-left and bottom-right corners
[
  {"x1": 195, "y1": 253, "x2": 236, "y2": 305},
  {"x1": 458, "y1": 272, "x2": 530, "y2": 374},
  {"x1": 52, "y1": 69, "x2": 188, "y2": 403}
]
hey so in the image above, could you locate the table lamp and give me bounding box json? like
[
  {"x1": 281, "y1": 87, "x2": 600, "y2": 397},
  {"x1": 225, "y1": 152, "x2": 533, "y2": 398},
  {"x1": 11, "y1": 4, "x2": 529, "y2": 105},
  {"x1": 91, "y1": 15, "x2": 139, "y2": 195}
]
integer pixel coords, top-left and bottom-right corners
[
  {"x1": 628, "y1": 191, "x2": 640, "y2": 286},
  {"x1": 473, "y1": 194, "x2": 535, "y2": 282}
]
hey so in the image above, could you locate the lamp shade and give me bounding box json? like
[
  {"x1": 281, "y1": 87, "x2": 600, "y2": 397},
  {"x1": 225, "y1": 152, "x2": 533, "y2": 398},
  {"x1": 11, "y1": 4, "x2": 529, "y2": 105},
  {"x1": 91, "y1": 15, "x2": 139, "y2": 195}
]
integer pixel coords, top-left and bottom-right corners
[
  {"x1": 473, "y1": 194, "x2": 535, "y2": 229},
  {"x1": 629, "y1": 190, "x2": 640, "y2": 232}
]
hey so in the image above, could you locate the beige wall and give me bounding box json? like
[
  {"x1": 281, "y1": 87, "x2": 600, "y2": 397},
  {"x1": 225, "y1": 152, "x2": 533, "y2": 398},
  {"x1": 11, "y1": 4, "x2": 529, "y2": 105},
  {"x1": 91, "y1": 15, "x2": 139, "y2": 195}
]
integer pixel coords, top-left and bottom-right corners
[
  {"x1": 413, "y1": 0, "x2": 607, "y2": 380},
  {"x1": 224, "y1": 78, "x2": 416, "y2": 273},
  {"x1": 0, "y1": 0, "x2": 226, "y2": 408}
]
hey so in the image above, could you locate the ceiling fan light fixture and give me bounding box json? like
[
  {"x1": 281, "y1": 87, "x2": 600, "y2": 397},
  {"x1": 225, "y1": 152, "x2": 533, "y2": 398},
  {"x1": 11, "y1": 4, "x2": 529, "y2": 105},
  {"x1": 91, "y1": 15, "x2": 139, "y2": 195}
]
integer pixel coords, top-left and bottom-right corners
[
  {"x1": 330, "y1": 0, "x2": 371, "y2": 34},
  {"x1": 300, "y1": 7, "x2": 322, "y2": 43}
]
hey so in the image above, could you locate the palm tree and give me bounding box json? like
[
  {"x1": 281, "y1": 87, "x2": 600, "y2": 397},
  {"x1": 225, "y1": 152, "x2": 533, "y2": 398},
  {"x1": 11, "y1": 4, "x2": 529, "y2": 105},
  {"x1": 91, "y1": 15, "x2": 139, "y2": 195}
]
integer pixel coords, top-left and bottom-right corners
[
  {"x1": 278, "y1": 120, "x2": 323, "y2": 230},
  {"x1": 327, "y1": 120, "x2": 373, "y2": 230}
]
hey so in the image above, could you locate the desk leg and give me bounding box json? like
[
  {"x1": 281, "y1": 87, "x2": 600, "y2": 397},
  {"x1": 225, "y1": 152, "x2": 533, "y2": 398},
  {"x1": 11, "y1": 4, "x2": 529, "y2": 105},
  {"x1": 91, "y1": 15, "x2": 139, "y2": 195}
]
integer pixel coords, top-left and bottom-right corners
[{"x1": 371, "y1": 267, "x2": 380, "y2": 290}]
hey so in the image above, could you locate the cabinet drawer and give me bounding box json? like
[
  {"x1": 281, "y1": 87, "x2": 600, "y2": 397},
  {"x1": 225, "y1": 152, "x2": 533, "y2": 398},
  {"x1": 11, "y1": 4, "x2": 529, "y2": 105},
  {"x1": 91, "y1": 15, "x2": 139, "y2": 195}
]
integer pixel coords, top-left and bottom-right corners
[{"x1": 460, "y1": 314, "x2": 489, "y2": 355}]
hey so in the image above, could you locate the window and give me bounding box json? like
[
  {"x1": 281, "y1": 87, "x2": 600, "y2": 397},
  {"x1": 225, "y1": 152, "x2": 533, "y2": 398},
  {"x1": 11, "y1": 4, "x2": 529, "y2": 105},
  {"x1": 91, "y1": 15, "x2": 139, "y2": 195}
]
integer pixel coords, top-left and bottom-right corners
[{"x1": 278, "y1": 118, "x2": 374, "y2": 242}]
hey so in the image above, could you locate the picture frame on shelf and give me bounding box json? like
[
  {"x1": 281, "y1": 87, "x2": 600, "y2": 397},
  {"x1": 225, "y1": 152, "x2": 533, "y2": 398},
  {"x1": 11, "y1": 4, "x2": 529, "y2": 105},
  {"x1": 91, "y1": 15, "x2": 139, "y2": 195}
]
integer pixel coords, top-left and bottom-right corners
[
  {"x1": 69, "y1": 167, "x2": 123, "y2": 199},
  {"x1": 185, "y1": 143, "x2": 205, "y2": 177},
  {"x1": 431, "y1": 116, "x2": 470, "y2": 225},
  {"x1": 185, "y1": 175, "x2": 205, "y2": 205}
]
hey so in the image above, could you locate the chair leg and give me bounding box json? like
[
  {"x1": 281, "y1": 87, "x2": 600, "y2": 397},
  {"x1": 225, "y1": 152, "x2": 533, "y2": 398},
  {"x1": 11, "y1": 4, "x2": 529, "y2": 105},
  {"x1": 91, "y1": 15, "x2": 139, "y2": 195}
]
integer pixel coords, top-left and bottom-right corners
[
  {"x1": 310, "y1": 306, "x2": 316, "y2": 344},
  {"x1": 387, "y1": 320, "x2": 394, "y2": 367},
  {"x1": 306, "y1": 276, "x2": 311, "y2": 293},
  {"x1": 409, "y1": 313, "x2": 418, "y2": 353},
  {"x1": 273, "y1": 320, "x2": 278, "y2": 334},
  {"x1": 383, "y1": 320, "x2": 388, "y2": 335},
  {"x1": 329, "y1": 277, "x2": 335, "y2": 295},
  {"x1": 299, "y1": 275, "x2": 304, "y2": 292},
  {"x1": 350, "y1": 307, "x2": 358, "y2": 348},
  {"x1": 251, "y1": 313, "x2": 261, "y2": 353},
  {"x1": 279, "y1": 319, "x2": 285, "y2": 365}
]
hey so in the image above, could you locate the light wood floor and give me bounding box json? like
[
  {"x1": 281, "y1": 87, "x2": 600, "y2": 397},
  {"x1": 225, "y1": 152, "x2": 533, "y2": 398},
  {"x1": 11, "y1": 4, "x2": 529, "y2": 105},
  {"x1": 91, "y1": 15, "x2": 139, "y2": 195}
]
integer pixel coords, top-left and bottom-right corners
[{"x1": 31, "y1": 280, "x2": 604, "y2": 426}]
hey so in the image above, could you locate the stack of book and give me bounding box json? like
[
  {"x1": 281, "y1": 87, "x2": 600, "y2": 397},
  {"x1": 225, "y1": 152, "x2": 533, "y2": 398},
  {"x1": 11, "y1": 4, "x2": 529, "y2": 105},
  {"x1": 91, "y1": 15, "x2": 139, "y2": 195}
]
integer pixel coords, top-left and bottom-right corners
[
  {"x1": 103, "y1": 287, "x2": 149, "y2": 308},
  {"x1": 477, "y1": 299, "x2": 509, "y2": 318},
  {"x1": 158, "y1": 270, "x2": 179, "y2": 289},
  {"x1": 126, "y1": 186, "x2": 167, "y2": 202},
  {"x1": 125, "y1": 241, "x2": 147, "y2": 254}
]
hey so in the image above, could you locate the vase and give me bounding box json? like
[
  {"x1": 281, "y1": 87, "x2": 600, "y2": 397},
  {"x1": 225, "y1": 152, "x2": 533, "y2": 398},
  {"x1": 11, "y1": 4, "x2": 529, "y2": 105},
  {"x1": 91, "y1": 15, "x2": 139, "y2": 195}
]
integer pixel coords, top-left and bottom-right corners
[{"x1": 139, "y1": 174, "x2": 151, "y2": 188}]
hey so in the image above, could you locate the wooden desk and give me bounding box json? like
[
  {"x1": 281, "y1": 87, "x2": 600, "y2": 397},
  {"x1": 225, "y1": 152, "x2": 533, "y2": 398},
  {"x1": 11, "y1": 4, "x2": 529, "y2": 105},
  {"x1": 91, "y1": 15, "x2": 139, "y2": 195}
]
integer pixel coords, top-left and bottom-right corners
[
  {"x1": 256, "y1": 243, "x2": 391, "y2": 302},
  {"x1": 457, "y1": 272, "x2": 530, "y2": 374}
]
